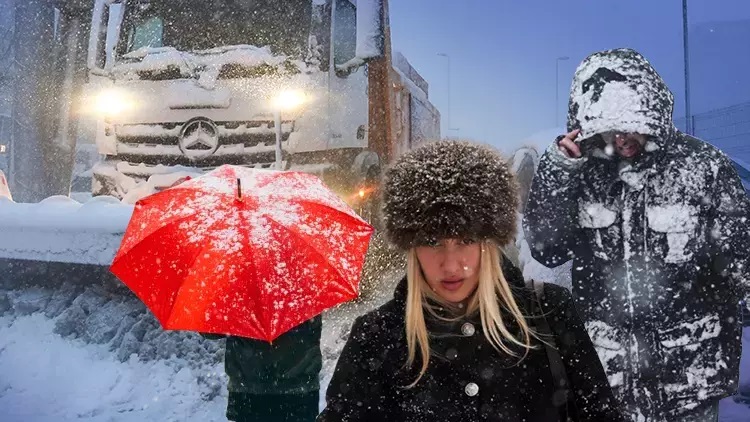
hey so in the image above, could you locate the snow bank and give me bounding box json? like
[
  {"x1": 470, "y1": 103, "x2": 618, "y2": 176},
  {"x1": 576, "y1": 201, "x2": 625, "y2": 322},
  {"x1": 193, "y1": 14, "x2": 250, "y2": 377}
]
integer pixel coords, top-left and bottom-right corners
[
  {"x1": 0, "y1": 282, "x2": 228, "y2": 420},
  {"x1": 0, "y1": 196, "x2": 132, "y2": 265},
  {"x1": 0, "y1": 313, "x2": 227, "y2": 422},
  {"x1": 0, "y1": 196, "x2": 132, "y2": 232}
]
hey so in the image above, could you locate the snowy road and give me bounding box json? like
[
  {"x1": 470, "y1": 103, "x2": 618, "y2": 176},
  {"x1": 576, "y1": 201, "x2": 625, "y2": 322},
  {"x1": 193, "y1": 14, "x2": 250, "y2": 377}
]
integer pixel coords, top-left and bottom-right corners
[{"x1": 0, "y1": 313, "x2": 228, "y2": 422}]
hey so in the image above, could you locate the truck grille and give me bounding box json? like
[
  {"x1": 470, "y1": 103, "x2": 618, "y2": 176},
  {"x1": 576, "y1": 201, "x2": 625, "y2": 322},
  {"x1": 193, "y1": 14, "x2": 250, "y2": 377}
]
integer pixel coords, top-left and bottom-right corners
[{"x1": 114, "y1": 120, "x2": 294, "y2": 164}]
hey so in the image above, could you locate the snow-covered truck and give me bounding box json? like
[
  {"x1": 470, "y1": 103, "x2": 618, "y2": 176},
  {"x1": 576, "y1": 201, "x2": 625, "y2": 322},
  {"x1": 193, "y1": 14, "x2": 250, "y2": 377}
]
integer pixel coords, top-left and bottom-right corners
[
  {"x1": 85, "y1": 0, "x2": 439, "y2": 214},
  {"x1": 0, "y1": 0, "x2": 438, "y2": 287}
]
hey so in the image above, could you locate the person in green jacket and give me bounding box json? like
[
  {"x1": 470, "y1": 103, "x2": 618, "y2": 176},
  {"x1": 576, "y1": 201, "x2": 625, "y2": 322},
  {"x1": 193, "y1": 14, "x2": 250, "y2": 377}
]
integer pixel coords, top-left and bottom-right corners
[{"x1": 203, "y1": 315, "x2": 323, "y2": 422}]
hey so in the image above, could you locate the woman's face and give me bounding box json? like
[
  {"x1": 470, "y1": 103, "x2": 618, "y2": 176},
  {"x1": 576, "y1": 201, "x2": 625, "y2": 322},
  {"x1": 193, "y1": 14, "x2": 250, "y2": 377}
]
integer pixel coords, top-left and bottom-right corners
[{"x1": 415, "y1": 238, "x2": 482, "y2": 303}]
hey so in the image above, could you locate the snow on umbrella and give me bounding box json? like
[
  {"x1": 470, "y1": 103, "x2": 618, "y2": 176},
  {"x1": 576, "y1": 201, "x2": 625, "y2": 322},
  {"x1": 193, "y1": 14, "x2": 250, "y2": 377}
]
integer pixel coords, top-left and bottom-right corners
[{"x1": 110, "y1": 165, "x2": 374, "y2": 342}]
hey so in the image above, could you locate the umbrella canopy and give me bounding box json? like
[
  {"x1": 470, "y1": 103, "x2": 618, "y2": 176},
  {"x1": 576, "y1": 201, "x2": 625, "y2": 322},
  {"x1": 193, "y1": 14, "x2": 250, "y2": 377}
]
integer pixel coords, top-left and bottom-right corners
[{"x1": 111, "y1": 165, "x2": 374, "y2": 342}]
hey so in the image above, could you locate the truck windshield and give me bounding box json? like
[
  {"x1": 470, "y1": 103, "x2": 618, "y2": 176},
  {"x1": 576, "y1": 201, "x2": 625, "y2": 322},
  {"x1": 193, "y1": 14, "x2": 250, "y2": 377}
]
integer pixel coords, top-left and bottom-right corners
[{"x1": 117, "y1": 0, "x2": 312, "y2": 58}]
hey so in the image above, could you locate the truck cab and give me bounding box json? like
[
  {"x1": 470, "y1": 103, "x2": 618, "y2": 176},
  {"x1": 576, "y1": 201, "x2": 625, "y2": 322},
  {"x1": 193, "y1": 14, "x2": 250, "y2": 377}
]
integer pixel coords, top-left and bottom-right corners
[{"x1": 85, "y1": 0, "x2": 439, "y2": 208}]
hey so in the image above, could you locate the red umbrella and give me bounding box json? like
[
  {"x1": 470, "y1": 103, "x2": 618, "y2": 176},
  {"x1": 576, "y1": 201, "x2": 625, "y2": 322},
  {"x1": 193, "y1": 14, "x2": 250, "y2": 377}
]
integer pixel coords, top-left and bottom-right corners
[{"x1": 110, "y1": 165, "x2": 374, "y2": 342}]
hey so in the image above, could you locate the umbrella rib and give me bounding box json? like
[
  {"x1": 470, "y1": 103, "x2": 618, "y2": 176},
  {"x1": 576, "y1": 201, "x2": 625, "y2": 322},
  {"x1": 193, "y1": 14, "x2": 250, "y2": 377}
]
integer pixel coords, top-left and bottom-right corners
[
  {"x1": 112, "y1": 212, "x2": 199, "y2": 269},
  {"x1": 290, "y1": 199, "x2": 367, "y2": 227},
  {"x1": 114, "y1": 199, "x2": 201, "y2": 259},
  {"x1": 165, "y1": 203, "x2": 238, "y2": 330},
  {"x1": 238, "y1": 202, "x2": 269, "y2": 341},
  {"x1": 166, "y1": 235, "x2": 226, "y2": 329},
  {"x1": 263, "y1": 213, "x2": 355, "y2": 298},
  {"x1": 112, "y1": 211, "x2": 202, "y2": 325}
]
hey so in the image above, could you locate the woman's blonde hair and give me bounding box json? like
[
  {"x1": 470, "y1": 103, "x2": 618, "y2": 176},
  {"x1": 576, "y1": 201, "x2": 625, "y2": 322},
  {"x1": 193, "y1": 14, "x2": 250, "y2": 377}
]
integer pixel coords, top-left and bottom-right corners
[{"x1": 404, "y1": 241, "x2": 533, "y2": 387}]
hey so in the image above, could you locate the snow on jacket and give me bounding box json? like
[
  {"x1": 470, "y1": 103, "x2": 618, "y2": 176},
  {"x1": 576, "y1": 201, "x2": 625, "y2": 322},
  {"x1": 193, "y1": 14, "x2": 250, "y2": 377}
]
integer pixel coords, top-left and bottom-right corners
[
  {"x1": 317, "y1": 259, "x2": 623, "y2": 422},
  {"x1": 524, "y1": 48, "x2": 750, "y2": 420}
]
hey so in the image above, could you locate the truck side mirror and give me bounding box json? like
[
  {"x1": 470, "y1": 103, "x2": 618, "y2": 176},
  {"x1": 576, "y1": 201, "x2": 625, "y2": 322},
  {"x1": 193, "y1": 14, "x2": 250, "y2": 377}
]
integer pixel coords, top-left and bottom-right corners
[
  {"x1": 355, "y1": 0, "x2": 385, "y2": 60},
  {"x1": 334, "y1": 0, "x2": 384, "y2": 76},
  {"x1": 87, "y1": 0, "x2": 123, "y2": 76}
]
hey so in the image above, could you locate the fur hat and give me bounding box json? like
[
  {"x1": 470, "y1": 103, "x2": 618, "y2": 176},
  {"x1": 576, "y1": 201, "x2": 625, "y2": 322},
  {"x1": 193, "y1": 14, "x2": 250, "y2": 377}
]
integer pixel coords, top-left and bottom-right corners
[{"x1": 382, "y1": 141, "x2": 518, "y2": 250}]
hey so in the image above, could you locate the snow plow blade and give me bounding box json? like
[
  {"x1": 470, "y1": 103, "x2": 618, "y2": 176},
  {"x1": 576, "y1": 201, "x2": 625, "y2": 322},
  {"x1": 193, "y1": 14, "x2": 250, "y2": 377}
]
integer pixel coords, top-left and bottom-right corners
[{"x1": 0, "y1": 196, "x2": 132, "y2": 287}]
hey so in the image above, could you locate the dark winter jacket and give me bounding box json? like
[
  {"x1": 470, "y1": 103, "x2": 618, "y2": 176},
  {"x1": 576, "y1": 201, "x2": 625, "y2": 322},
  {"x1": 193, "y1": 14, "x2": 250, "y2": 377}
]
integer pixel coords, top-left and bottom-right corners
[
  {"x1": 524, "y1": 48, "x2": 750, "y2": 420},
  {"x1": 203, "y1": 315, "x2": 322, "y2": 395},
  {"x1": 318, "y1": 260, "x2": 623, "y2": 422}
]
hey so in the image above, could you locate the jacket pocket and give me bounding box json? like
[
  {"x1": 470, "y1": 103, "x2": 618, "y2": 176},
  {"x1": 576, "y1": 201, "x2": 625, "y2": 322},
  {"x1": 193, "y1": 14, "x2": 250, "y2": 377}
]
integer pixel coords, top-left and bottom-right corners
[
  {"x1": 647, "y1": 204, "x2": 699, "y2": 264},
  {"x1": 657, "y1": 314, "x2": 727, "y2": 409},
  {"x1": 579, "y1": 202, "x2": 618, "y2": 261},
  {"x1": 585, "y1": 320, "x2": 626, "y2": 388}
]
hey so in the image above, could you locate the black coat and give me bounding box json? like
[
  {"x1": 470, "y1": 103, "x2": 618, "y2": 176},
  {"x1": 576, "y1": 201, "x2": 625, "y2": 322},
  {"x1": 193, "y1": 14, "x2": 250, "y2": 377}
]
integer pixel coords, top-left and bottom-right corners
[
  {"x1": 318, "y1": 261, "x2": 622, "y2": 422},
  {"x1": 203, "y1": 315, "x2": 322, "y2": 395},
  {"x1": 523, "y1": 48, "x2": 750, "y2": 419}
]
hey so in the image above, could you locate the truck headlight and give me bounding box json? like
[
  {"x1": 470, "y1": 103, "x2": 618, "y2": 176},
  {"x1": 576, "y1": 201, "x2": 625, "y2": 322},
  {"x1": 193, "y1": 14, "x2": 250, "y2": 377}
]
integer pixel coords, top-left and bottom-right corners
[
  {"x1": 272, "y1": 90, "x2": 307, "y2": 111},
  {"x1": 94, "y1": 89, "x2": 132, "y2": 116}
]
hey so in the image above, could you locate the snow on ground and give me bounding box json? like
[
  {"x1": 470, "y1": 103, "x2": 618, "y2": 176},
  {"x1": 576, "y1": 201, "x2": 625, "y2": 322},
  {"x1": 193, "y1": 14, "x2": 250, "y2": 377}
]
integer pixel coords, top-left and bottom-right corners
[
  {"x1": 0, "y1": 313, "x2": 227, "y2": 422},
  {"x1": 0, "y1": 266, "x2": 403, "y2": 422}
]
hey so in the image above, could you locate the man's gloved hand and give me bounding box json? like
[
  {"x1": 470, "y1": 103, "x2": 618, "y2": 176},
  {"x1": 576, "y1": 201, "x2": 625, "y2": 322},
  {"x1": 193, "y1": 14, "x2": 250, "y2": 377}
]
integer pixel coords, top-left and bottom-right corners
[{"x1": 556, "y1": 129, "x2": 583, "y2": 158}]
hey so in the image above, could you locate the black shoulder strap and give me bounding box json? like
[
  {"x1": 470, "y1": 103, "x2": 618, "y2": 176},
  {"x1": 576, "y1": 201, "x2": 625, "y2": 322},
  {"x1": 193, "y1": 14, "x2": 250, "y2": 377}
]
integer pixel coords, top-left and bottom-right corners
[{"x1": 527, "y1": 280, "x2": 572, "y2": 411}]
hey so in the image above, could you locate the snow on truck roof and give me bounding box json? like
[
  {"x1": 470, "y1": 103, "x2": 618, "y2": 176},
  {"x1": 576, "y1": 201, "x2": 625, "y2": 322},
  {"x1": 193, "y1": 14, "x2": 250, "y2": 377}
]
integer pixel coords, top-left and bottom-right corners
[{"x1": 393, "y1": 52, "x2": 430, "y2": 98}]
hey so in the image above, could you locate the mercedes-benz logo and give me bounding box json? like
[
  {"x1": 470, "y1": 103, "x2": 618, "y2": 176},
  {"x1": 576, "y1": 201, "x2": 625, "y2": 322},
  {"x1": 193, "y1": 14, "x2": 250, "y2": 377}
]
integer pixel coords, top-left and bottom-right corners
[{"x1": 179, "y1": 118, "x2": 220, "y2": 159}]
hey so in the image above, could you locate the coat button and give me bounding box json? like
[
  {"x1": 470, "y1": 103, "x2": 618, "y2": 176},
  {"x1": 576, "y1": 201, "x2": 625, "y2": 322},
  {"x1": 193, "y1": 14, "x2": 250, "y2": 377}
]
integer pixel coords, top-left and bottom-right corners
[
  {"x1": 461, "y1": 322, "x2": 476, "y2": 336},
  {"x1": 446, "y1": 348, "x2": 458, "y2": 360},
  {"x1": 465, "y1": 382, "x2": 479, "y2": 397}
]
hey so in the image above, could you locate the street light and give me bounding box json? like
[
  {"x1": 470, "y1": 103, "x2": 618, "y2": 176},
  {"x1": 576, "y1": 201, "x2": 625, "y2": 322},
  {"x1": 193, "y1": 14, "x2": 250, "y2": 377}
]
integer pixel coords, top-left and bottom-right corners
[
  {"x1": 682, "y1": 0, "x2": 692, "y2": 134},
  {"x1": 271, "y1": 90, "x2": 307, "y2": 170},
  {"x1": 437, "y1": 53, "x2": 452, "y2": 137},
  {"x1": 555, "y1": 56, "x2": 570, "y2": 128}
]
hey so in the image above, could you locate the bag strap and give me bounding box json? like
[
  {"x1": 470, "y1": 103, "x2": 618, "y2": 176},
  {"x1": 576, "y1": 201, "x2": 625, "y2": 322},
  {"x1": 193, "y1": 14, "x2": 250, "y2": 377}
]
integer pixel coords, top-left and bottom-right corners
[{"x1": 527, "y1": 279, "x2": 572, "y2": 413}]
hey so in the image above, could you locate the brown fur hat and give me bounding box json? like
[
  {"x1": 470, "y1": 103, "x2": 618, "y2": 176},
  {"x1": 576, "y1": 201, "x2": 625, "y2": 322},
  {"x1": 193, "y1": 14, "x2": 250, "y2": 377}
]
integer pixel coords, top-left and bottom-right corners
[{"x1": 382, "y1": 141, "x2": 519, "y2": 250}]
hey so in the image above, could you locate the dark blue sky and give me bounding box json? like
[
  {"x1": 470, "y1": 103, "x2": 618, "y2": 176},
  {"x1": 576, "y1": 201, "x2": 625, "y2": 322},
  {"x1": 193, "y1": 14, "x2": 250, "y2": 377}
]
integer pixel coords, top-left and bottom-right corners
[{"x1": 389, "y1": 0, "x2": 750, "y2": 152}]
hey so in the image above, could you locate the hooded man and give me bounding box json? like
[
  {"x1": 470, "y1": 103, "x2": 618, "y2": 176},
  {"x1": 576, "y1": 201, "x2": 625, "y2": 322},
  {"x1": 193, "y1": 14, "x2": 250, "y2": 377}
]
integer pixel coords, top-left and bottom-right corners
[{"x1": 524, "y1": 48, "x2": 750, "y2": 421}]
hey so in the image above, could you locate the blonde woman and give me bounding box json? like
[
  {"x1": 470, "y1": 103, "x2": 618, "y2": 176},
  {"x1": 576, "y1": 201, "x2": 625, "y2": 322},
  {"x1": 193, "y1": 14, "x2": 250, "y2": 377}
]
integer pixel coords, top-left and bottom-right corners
[{"x1": 317, "y1": 141, "x2": 622, "y2": 422}]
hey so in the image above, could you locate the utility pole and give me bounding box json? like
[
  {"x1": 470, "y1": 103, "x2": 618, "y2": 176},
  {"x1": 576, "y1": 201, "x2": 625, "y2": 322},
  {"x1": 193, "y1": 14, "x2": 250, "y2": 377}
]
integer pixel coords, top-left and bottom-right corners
[
  {"x1": 437, "y1": 53, "x2": 451, "y2": 137},
  {"x1": 555, "y1": 56, "x2": 569, "y2": 128},
  {"x1": 682, "y1": 0, "x2": 692, "y2": 135}
]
